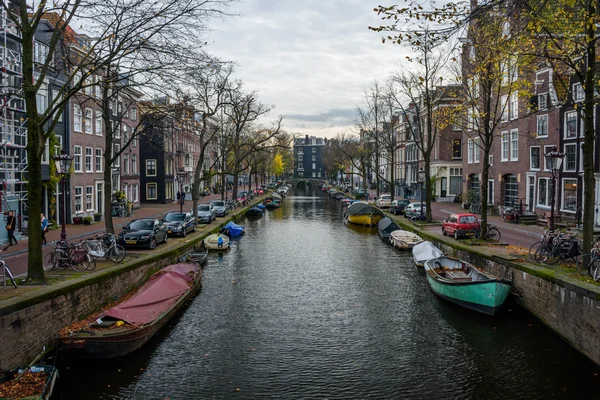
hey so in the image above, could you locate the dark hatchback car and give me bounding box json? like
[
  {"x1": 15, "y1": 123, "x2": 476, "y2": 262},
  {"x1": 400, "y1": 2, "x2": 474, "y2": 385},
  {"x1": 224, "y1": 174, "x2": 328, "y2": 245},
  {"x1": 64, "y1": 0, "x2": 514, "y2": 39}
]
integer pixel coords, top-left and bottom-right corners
[
  {"x1": 162, "y1": 211, "x2": 196, "y2": 237},
  {"x1": 391, "y1": 199, "x2": 411, "y2": 215},
  {"x1": 118, "y1": 218, "x2": 168, "y2": 249}
]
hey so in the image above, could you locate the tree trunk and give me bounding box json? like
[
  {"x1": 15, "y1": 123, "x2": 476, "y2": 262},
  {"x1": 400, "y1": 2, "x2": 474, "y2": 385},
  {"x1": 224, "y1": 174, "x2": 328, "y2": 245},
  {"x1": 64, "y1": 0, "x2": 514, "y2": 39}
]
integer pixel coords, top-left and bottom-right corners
[
  {"x1": 480, "y1": 142, "x2": 491, "y2": 235},
  {"x1": 103, "y1": 164, "x2": 114, "y2": 234},
  {"x1": 424, "y1": 157, "x2": 432, "y2": 222},
  {"x1": 25, "y1": 120, "x2": 44, "y2": 282}
]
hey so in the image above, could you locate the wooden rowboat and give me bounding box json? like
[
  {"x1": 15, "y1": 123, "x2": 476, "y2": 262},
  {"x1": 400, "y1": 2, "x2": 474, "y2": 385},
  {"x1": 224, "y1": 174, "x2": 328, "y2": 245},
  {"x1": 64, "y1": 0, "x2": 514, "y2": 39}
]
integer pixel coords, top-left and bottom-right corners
[
  {"x1": 59, "y1": 263, "x2": 202, "y2": 359},
  {"x1": 412, "y1": 241, "x2": 443, "y2": 267},
  {"x1": 390, "y1": 229, "x2": 423, "y2": 249},
  {"x1": 424, "y1": 256, "x2": 511, "y2": 316}
]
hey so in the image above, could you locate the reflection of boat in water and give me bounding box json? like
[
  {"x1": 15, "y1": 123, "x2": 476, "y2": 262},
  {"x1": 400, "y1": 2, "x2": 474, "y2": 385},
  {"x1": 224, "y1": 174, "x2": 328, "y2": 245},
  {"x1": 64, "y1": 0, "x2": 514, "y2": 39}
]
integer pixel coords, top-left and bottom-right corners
[
  {"x1": 412, "y1": 241, "x2": 443, "y2": 267},
  {"x1": 390, "y1": 229, "x2": 423, "y2": 250},
  {"x1": 344, "y1": 217, "x2": 377, "y2": 234},
  {"x1": 345, "y1": 202, "x2": 384, "y2": 227},
  {"x1": 377, "y1": 217, "x2": 400, "y2": 244},
  {"x1": 424, "y1": 256, "x2": 511, "y2": 316},
  {"x1": 205, "y1": 233, "x2": 230, "y2": 250}
]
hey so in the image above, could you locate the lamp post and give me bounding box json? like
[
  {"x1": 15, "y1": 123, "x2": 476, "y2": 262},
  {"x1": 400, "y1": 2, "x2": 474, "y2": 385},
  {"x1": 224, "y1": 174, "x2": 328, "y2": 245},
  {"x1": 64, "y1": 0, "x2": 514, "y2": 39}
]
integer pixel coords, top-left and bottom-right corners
[
  {"x1": 418, "y1": 168, "x2": 426, "y2": 218},
  {"x1": 52, "y1": 150, "x2": 73, "y2": 244},
  {"x1": 545, "y1": 146, "x2": 565, "y2": 231},
  {"x1": 177, "y1": 169, "x2": 186, "y2": 213}
]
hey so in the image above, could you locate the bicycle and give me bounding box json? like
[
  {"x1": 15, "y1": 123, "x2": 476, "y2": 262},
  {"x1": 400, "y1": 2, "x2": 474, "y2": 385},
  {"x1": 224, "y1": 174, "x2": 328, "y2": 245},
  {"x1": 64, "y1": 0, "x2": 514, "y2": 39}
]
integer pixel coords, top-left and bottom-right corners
[
  {"x1": 481, "y1": 224, "x2": 501, "y2": 242},
  {"x1": 111, "y1": 203, "x2": 127, "y2": 218},
  {"x1": 0, "y1": 247, "x2": 17, "y2": 289},
  {"x1": 529, "y1": 229, "x2": 557, "y2": 261},
  {"x1": 43, "y1": 242, "x2": 95, "y2": 272},
  {"x1": 81, "y1": 233, "x2": 126, "y2": 263},
  {"x1": 536, "y1": 232, "x2": 580, "y2": 265},
  {"x1": 575, "y1": 238, "x2": 600, "y2": 277},
  {"x1": 469, "y1": 201, "x2": 481, "y2": 215}
]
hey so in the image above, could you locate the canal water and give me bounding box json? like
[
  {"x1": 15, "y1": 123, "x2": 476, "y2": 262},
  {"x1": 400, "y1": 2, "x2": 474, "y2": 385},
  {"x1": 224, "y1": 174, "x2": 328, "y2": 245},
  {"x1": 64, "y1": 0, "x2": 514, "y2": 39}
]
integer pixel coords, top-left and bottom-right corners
[{"x1": 56, "y1": 189, "x2": 599, "y2": 399}]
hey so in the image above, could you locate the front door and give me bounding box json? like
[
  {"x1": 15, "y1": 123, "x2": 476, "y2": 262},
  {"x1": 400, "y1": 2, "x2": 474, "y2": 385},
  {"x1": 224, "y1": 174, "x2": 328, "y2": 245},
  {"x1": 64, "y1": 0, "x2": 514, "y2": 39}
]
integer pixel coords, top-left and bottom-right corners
[
  {"x1": 527, "y1": 175, "x2": 536, "y2": 212},
  {"x1": 96, "y1": 182, "x2": 103, "y2": 216},
  {"x1": 440, "y1": 177, "x2": 447, "y2": 198}
]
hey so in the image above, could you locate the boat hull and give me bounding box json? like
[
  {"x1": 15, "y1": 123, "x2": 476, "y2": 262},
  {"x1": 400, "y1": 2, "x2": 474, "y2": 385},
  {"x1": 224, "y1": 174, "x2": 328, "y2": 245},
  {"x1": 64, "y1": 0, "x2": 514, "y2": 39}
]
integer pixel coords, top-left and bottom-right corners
[
  {"x1": 59, "y1": 270, "x2": 202, "y2": 359},
  {"x1": 425, "y1": 274, "x2": 510, "y2": 316},
  {"x1": 347, "y1": 214, "x2": 383, "y2": 227}
]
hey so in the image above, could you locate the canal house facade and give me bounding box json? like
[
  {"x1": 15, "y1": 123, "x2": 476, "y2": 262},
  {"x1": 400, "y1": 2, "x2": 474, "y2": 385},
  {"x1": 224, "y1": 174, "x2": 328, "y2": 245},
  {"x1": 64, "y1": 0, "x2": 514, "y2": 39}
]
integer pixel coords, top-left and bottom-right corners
[{"x1": 293, "y1": 135, "x2": 328, "y2": 179}]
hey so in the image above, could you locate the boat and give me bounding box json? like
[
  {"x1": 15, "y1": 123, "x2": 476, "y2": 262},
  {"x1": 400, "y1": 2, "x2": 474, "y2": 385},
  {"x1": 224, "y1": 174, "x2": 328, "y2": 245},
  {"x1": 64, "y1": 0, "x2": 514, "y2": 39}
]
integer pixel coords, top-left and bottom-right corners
[
  {"x1": 256, "y1": 203, "x2": 266, "y2": 210},
  {"x1": 345, "y1": 202, "x2": 384, "y2": 227},
  {"x1": 377, "y1": 217, "x2": 400, "y2": 244},
  {"x1": 59, "y1": 262, "x2": 202, "y2": 358},
  {"x1": 390, "y1": 229, "x2": 423, "y2": 249},
  {"x1": 265, "y1": 200, "x2": 281, "y2": 209},
  {"x1": 246, "y1": 206, "x2": 265, "y2": 216},
  {"x1": 412, "y1": 241, "x2": 444, "y2": 267},
  {"x1": 0, "y1": 364, "x2": 58, "y2": 400},
  {"x1": 222, "y1": 221, "x2": 245, "y2": 237},
  {"x1": 179, "y1": 246, "x2": 209, "y2": 265},
  {"x1": 424, "y1": 256, "x2": 511, "y2": 316},
  {"x1": 205, "y1": 233, "x2": 230, "y2": 250},
  {"x1": 270, "y1": 192, "x2": 283, "y2": 200}
]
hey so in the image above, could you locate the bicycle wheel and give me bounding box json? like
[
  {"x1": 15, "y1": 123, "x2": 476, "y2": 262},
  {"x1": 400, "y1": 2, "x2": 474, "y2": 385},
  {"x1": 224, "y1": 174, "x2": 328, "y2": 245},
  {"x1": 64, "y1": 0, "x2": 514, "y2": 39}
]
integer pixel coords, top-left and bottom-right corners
[
  {"x1": 540, "y1": 245, "x2": 560, "y2": 264},
  {"x1": 594, "y1": 264, "x2": 600, "y2": 282},
  {"x1": 576, "y1": 254, "x2": 595, "y2": 276},
  {"x1": 108, "y1": 245, "x2": 126, "y2": 263},
  {"x1": 78, "y1": 253, "x2": 96, "y2": 271},
  {"x1": 2, "y1": 263, "x2": 17, "y2": 288},
  {"x1": 43, "y1": 251, "x2": 56, "y2": 272},
  {"x1": 118, "y1": 208, "x2": 127, "y2": 218},
  {"x1": 529, "y1": 241, "x2": 541, "y2": 261},
  {"x1": 487, "y1": 228, "x2": 501, "y2": 242}
]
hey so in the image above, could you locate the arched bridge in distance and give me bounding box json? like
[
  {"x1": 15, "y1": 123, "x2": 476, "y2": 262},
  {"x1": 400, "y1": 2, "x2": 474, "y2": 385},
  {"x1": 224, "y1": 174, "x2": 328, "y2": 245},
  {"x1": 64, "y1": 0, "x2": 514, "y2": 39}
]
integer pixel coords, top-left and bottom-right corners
[{"x1": 291, "y1": 179, "x2": 326, "y2": 189}]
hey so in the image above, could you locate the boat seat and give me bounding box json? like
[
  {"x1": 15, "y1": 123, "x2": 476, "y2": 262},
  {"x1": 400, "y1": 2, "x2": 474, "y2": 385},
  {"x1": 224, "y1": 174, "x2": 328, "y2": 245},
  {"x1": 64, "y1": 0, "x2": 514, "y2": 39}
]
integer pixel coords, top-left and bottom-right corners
[{"x1": 445, "y1": 270, "x2": 472, "y2": 281}]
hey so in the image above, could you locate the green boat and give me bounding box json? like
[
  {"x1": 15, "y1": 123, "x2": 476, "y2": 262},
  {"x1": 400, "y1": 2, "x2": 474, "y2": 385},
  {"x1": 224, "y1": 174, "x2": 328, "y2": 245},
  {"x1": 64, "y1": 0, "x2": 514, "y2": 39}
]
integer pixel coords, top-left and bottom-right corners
[{"x1": 424, "y1": 256, "x2": 511, "y2": 316}]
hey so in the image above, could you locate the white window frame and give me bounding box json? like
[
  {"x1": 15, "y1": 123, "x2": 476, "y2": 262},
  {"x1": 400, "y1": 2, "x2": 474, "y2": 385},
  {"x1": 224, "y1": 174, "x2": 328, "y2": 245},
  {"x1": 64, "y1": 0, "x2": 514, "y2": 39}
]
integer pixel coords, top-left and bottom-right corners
[
  {"x1": 563, "y1": 143, "x2": 577, "y2": 172},
  {"x1": 146, "y1": 183, "x2": 157, "y2": 200},
  {"x1": 474, "y1": 138, "x2": 480, "y2": 163},
  {"x1": 85, "y1": 147, "x2": 93, "y2": 172},
  {"x1": 84, "y1": 108, "x2": 92, "y2": 134},
  {"x1": 536, "y1": 114, "x2": 548, "y2": 138},
  {"x1": 85, "y1": 186, "x2": 94, "y2": 211},
  {"x1": 134, "y1": 184, "x2": 139, "y2": 202},
  {"x1": 537, "y1": 177, "x2": 551, "y2": 208},
  {"x1": 95, "y1": 148, "x2": 103, "y2": 172},
  {"x1": 501, "y1": 131, "x2": 509, "y2": 161},
  {"x1": 509, "y1": 91, "x2": 518, "y2": 120},
  {"x1": 95, "y1": 113, "x2": 102, "y2": 136},
  {"x1": 530, "y1": 146, "x2": 541, "y2": 171},
  {"x1": 75, "y1": 186, "x2": 83, "y2": 213},
  {"x1": 123, "y1": 153, "x2": 129, "y2": 175},
  {"x1": 131, "y1": 107, "x2": 137, "y2": 121},
  {"x1": 565, "y1": 111, "x2": 577, "y2": 139},
  {"x1": 543, "y1": 145, "x2": 554, "y2": 171},
  {"x1": 132, "y1": 154, "x2": 137, "y2": 175},
  {"x1": 36, "y1": 81, "x2": 48, "y2": 114},
  {"x1": 74, "y1": 146, "x2": 82, "y2": 172},
  {"x1": 561, "y1": 178, "x2": 578, "y2": 213},
  {"x1": 510, "y1": 129, "x2": 518, "y2": 161},
  {"x1": 73, "y1": 104, "x2": 82, "y2": 132},
  {"x1": 573, "y1": 83, "x2": 584, "y2": 102},
  {"x1": 538, "y1": 92, "x2": 548, "y2": 110},
  {"x1": 467, "y1": 139, "x2": 473, "y2": 164},
  {"x1": 500, "y1": 95, "x2": 508, "y2": 123},
  {"x1": 146, "y1": 159, "x2": 157, "y2": 176}
]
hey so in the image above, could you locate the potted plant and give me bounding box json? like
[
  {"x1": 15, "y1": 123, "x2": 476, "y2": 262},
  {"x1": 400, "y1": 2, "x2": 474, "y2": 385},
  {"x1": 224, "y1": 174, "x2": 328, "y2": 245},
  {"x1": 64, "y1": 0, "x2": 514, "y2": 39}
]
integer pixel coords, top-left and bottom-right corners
[
  {"x1": 73, "y1": 216, "x2": 83, "y2": 225},
  {"x1": 93, "y1": 213, "x2": 102, "y2": 222},
  {"x1": 83, "y1": 216, "x2": 93, "y2": 225}
]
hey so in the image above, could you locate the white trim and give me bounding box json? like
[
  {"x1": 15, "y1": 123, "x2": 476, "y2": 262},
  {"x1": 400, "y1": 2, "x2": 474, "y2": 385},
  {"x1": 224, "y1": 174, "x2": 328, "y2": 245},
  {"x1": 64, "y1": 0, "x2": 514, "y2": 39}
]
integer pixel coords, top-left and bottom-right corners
[
  {"x1": 563, "y1": 143, "x2": 577, "y2": 172},
  {"x1": 85, "y1": 146, "x2": 93, "y2": 172},
  {"x1": 560, "y1": 177, "x2": 577, "y2": 213},
  {"x1": 530, "y1": 146, "x2": 541, "y2": 171},
  {"x1": 146, "y1": 159, "x2": 157, "y2": 177},
  {"x1": 564, "y1": 110, "x2": 577, "y2": 139},
  {"x1": 146, "y1": 182, "x2": 158, "y2": 200},
  {"x1": 501, "y1": 131, "x2": 509, "y2": 161},
  {"x1": 543, "y1": 145, "x2": 554, "y2": 172},
  {"x1": 537, "y1": 176, "x2": 552, "y2": 207},
  {"x1": 536, "y1": 114, "x2": 548, "y2": 138},
  {"x1": 74, "y1": 186, "x2": 83, "y2": 214},
  {"x1": 85, "y1": 185, "x2": 94, "y2": 212},
  {"x1": 510, "y1": 129, "x2": 518, "y2": 161},
  {"x1": 73, "y1": 145, "x2": 82, "y2": 172}
]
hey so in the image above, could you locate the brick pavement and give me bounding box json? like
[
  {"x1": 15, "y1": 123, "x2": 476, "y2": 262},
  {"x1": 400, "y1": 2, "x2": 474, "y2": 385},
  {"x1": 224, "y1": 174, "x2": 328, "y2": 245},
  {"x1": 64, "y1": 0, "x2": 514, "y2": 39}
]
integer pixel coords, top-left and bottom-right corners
[{"x1": 5, "y1": 193, "x2": 228, "y2": 277}]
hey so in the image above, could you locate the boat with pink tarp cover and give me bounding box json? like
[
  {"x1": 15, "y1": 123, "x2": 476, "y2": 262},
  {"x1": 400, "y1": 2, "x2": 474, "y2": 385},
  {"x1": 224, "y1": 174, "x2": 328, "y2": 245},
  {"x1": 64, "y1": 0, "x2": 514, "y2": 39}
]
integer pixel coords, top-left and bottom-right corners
[{"x1": 59, "y1": 262, "x2": 202, "y2": 359}]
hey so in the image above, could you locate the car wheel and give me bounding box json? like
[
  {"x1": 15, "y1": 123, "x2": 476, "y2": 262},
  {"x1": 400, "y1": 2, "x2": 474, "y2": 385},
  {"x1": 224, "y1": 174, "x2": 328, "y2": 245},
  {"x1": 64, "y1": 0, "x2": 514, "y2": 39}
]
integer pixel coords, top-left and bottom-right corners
[
  {"x1": 149, "y1": 238, "x2": 157, "y2": 250},
  {"x1": 192, "y1": 224, "x2": 196, "y2": 233},
  {"x1": 163, "y1": 233, "x2": 168, "y2": 244},
  {"x1": 454, "y1": 231, "x2": 459, "y2": 240},
  {"x1": 182, "y1": 229, "x2": 187, "y2": 237},
  {"x1": 442, "y1": 227, "x2": 447, "y2": 236}
]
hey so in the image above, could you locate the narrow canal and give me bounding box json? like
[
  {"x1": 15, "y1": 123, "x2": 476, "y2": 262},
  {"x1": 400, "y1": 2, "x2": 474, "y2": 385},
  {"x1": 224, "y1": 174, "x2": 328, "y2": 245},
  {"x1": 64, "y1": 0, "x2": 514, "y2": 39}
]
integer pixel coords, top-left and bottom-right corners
[{"x1": 56, "y1": 189, "x2": 599, "y2": 399}]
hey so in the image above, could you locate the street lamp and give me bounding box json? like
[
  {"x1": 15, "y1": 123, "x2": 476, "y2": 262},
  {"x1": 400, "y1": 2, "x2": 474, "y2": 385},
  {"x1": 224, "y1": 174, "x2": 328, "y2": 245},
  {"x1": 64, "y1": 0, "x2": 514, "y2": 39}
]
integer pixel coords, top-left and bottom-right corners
[
  {"x1": 52, "y1": 150, "x2": 73, "y2": 244},
  {"x1": 177, "y1": 169, "x2": 186, "y2": 213},
  {"x1": 418, "y1": 168, "x2": 426, "y2": 218},
  {"x1": 545, "y1": 146, "x2": 565, "y2": 231}
]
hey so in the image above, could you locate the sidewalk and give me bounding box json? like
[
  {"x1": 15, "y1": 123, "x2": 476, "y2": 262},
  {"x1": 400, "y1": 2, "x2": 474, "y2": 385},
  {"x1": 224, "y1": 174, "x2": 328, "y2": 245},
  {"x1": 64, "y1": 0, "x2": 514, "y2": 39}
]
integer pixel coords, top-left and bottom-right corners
[{"x1": 5, "y1": 192, "x2": 228, "y2": 277}]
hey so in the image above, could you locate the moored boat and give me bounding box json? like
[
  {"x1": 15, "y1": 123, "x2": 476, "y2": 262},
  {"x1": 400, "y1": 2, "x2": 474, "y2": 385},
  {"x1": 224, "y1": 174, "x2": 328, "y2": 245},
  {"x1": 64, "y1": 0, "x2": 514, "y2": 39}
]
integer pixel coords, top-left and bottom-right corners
[
  {"x1": 246, "y1": 206, "x2": 265, "y2": 216},
  {"x1": 412, "y1": 241, "x2": 444, "y2": 267},
  {"x1": 377, "y1": 217, "x2": 400, "y2": 243},
  {"x1": 424, "y1": 256, "x2": 511, "y2": 316},
  {"x1": 0, "y1": 364, "x2": 58, "y2": 400},
  {"x1": 390, "y1": 229, "x2": 423, "y2": 249},
  {"x1": 59, "y1": 262, "x2": 202, "y2": 358},
  {"x1": 222, "y1": 221, "x2": 245, "y2": 237},
  {"x1": 345, "y1": 202, "x2": 384, "y2": 227},
  {"x1": 205, "y1": 233, "x2": 230, "y2": 250}
]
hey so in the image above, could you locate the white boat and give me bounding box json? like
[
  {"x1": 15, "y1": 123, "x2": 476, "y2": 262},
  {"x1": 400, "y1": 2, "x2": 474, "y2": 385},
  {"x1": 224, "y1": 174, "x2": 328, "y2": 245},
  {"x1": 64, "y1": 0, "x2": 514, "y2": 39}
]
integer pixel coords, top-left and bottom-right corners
[
  {"x1": 205, "y1": 233, "x2": 230, "y2": 250},
  {"x1": 412, "y1": 241, "x2": 444, "y2": 267},
  {"x1": 390, "y1": 229, "x2": 423, "y2": 250}
]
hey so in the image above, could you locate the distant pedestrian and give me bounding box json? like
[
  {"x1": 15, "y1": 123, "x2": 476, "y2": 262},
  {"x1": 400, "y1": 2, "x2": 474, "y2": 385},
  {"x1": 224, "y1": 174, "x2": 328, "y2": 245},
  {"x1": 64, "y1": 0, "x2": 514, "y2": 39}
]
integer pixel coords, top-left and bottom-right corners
[
  {"x1": 5, "y1": 211, "x2": 16, "y2": 246},
  {"x1": 41, "y1": 213, "x2": 48, "y2": 245}
]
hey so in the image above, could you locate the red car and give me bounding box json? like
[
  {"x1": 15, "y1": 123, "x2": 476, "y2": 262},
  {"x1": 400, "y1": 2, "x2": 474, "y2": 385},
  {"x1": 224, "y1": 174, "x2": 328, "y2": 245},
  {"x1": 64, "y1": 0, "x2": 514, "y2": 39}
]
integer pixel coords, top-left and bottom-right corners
[{"x1": 442, "y1": 213, "x2": 481, "y2": 240}]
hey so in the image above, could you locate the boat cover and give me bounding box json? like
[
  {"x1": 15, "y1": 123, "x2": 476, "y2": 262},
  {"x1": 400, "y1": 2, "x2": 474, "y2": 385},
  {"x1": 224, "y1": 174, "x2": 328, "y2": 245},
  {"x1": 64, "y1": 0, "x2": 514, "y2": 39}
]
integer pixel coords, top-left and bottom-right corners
[
  {"x1": 377, "y1": 217, "x2": 400, "y2": 234},
  {"x1": 104, "y1": 263, "x2": 198, "y2": 325},
  {"x1": 270, "y1": 192, "x2": 283, "y2": 199},
  {"x1": 247, "y1": 206, "x2": 264, "y2": 214},
  {"x1": 256, "y1": 203, "x2": 266, "y2": 209},
  {"x1": 224, "y1": 221, "x2": 245, "y2": 237},
  {"x1": 412, "y1": 241, "x2": 444, "y2": 265},
  {"x1": 345, "y1": 202, "x2": 384, "y2": 216}
]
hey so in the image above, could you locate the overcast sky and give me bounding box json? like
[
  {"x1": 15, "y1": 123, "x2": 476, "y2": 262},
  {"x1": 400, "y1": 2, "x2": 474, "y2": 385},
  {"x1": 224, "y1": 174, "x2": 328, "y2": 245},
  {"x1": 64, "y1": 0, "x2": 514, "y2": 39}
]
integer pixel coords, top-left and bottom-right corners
[{"x1": 206, "y1": 0, "x2": 410, "y2": 139}]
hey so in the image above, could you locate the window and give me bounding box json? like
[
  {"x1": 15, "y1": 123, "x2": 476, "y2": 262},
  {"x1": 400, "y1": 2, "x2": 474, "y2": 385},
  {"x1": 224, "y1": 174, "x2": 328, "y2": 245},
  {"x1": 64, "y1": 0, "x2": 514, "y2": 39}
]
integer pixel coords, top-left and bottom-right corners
[
  {"x1": 123, "y1": 125, "x2": 129, "y2": 144},
  {"x1": 51, "y1": 90, "x2": 63, "y2": 122},
  {"x1": 95, "y1": 113, "x2": 102, "y2": 135},
  {"x1": 131, "y1": 108, "x2": 137, "y2": 121},
  {"x1": 510, "y1": 129, "x2": 518, "y2": 161},
  {"x1": 95, "y1": 148, "x2": 102, "y2": 172},
  {"x1": 573, "y1": 83, "x2": 584, "y2": 102},
  {"x1": 298, "y1": 154, "x2": 303, "y2": 162},
  {"x1": 565, "y1": 111, "x2": 577, "y2": 138},
  {"x1": 311, "y1": 147, "x2": 316, "y2": 153},
  {"x1": 146, "y1": 159, "x2": 157, "y2": 176},
  {"x1": 114, "y1": 123, "x2": 121, "y2": 139},
  {"x1": 538, "y1": 177, "x2": 552, "y2": 206},
  {"x1": 94, "y1": 76, "x2": 100, "y2": 98},
  {"x1": 537, "y1": 115, "x2": 548, "y2": 137},
  {"x1": 33, "y1": 41, "x2": 50, "y2": 65},
  {"x1": 467, "y1": 108, "x2": 475, "y2": 130},
  {"x1": 132, "y1": 137, "x2": 137, "y2": 148},
  {"x1": 474, "y1": 138, "x2": 480, "y2": 163},
  {"x1": 146, "y1": 183, "x2": 157, "y2": 200},
  {"x1": 449, "y1": 168, "x2": 462, "y2": 196},
  {"x1": 501, "y1": 132, "x2": 509, "y2": 161},
  {"x1": 113, "y1": 144, "x2": 120, "y2": 167},
  {"x1": 452, "y1": 139, "x2": 461, "y2": 159},
  {"x1": 564, "y1": 144, "x2": 577, "y2": 171},
  {"x1": 509, "y1": 57, "x2": 518, "y2": 83},
  {"x1": 500, "y1": 95, "x2": 508, "y2": 122},
  {"x1": 543, "y1": 145, "x2": 554, "y2": 171},
  {"x1": 134, "y1": 184, "x2": 139, "y2": 202},
  {"x1": 538, "y1": 93, "x2": 548, "y2": 110},
  {"x1": 85, "y1": 147, "x2": 93, "y2": 172},
  {"x1": 36, "y1": 82, "x2": 48, "y2": 113},
  {"x1": 312, "y1": 155, "x2": 316, "y2": 161},
  {"x1": 132, "y1": 154, "x2": 137, "y2": 175},
  {"x1": 124, "y1": 154, "x2": 129, "y2": 175},
  {"x1": 312, "y1": 163, "x2": 316, "y2": 169},
  {"x1": 75, "y1": 187, "x2": 83, "y2": 213},
  {"x1": 510, "y1": 91, "x2": 518, "y2": 120},
  {"x1": 73, "y1": 104, "x2": 82, "y2": 132},
  {"x1": 562, "y1": 179, "x2": 577, "y2": 212},
  {"x1": 504, "y1": 175, "x2": 518, "y2": 206},
  {"x1": 86, "y1": 186, "x2": 93, "y2": 211},
  {"x1": 74, "y1": 146, "x2": 82, "y2": 172},
  {"x1": 84, "y1": 108, "x2": 92, "y2": 134},
  {"x1": 530, "y1": 146, "x2": 540, "y2": 170},
  {"x1": 467, "y1": 139, "x2": 473, "y2": 164}
]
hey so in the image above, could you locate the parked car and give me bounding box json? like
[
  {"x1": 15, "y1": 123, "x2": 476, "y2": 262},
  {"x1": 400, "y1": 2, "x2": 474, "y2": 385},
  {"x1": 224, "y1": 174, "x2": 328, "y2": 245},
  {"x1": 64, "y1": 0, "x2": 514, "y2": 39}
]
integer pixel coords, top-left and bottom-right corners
[
  {"x1": 118, "y1": 218, "x2": 168, "y2": 249},
  {"x1": 256, "y1": 187, "x2": 264, "y2": 195},
  {"x1": 375, "y1": 194, "x2": 392, "y2": 208},
  {"x1": 390, "y1": 199, "x2": 411, "y2": 215},
  {"x1": 237, "y1": 191, "x2": 250, "y2": 205},
  {"x1": 162, "y1": 211, "x2": 196, "y2": 237},
  {"x1": 404, "y1": 203, "x2": 427, "y2": 218},
  {"x1": 211, "y1": 200, "x2": 229, "y2": 217},
  {"x1": 442, "y1": 213, "x2": 481, "y2": 239},
  {"x1": 197, "y1": 204, "x2": 216, "y2": 223}
]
